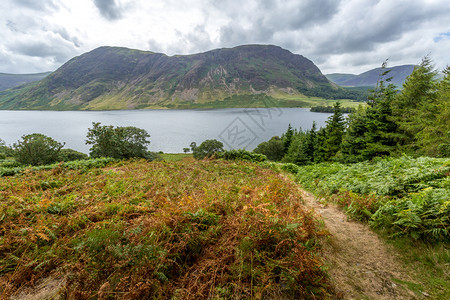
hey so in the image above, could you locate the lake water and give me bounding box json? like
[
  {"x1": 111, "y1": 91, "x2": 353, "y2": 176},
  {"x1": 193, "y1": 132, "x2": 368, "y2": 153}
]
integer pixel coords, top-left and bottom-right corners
[{"x1": 0, "y1": 108, "x2": 332, "y2": 153}]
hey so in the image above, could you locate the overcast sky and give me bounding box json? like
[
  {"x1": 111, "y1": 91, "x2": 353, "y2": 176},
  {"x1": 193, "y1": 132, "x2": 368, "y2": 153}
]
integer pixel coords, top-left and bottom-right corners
[{"x1": 1, "y1": 0, "x2": 449, "y2": 75}]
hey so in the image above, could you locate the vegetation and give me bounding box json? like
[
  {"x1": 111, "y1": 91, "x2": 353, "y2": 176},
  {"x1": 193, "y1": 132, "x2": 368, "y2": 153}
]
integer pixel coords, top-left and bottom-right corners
[
  {"x1": 0, "y1": 159, "x2": 334, "y2": 299},
  {"x1": 58, "y1": 148, "x2": 89, "y2": 162},
  {"x1": 310, "y1": 105, "x2": 354, "y2": 113},
  {"x1": 220, "y1": 149, "x2": 267, "y2": 163},
  {"x1": 86, "y1": 122, "x2": 153, "y2": 160},
  {"x1": 257, "y1": 58, "x2": 449, "y2": 166},
  {"x1": 12, "y1": 133, "x2": 64, "y2": 166},
  {"x1": 191, "y1": 139, "x2": 224, "y2": 160},
  {"x1": 282, "y1": 156, "x2": 449, "y2": 242}
]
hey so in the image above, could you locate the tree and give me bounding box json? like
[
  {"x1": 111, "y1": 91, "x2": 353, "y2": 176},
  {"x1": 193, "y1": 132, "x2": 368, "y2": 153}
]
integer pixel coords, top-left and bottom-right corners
[
  {"x1": 13, "y1": 133, "x2": 64, "y2": 166},
  {"x1": 192, "y1": 139, "x2": 224, "y2": 159},
  {"x1": 0, "y1": 139, "x2": 7, "y2": 159},
  {"x1": 86, "y1": 122, "x2": 151, "y2": 159},
  {"x1": 253, "y1": 136, "x2": 285, "y2": 161},
  {"x1": 362, "y1": 64, "x2": 398, "y2": 159},
  {"x1": 415, "y1": 65, "x2": 450, "y2": 156},
  {"x1": 190, "y1": 142, "x2": 197, "y2": 152},
  {"x1": 391, "y1": 56, "x2": 438, "y2": 152},
  {"x1": 341, "y1": 105, "x2": 368, "y2": 162},
  {"x1": 301, "y1": 122, "x2": 317, "y2": 164},
  {"x1": 183, "y1": 147, "x2": 190, "y2": 154},
  {"x1": 322, "y1": 102, "x2": 346, "y2": 160},
  {"x1": 283, "y1": 124, "x2": 294, "y2": 155}
]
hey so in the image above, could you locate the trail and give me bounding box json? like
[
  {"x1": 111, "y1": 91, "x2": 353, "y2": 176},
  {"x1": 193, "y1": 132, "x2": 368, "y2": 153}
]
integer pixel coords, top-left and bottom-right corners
[{"x1": 299, "y1": 190, "x2": 422, "y2": 299}]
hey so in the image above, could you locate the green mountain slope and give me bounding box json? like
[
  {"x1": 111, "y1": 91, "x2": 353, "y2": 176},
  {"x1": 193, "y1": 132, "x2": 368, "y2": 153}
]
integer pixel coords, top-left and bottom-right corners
[
  {"x1": 326, "y1": 65, "x2": 415, "y2": 87},
  {"x1": 0, "y1": 45, "x2": 337, "y2": 110},
  {"x1": 0, "y1": 72, "x2": 51, "y2": 91}
]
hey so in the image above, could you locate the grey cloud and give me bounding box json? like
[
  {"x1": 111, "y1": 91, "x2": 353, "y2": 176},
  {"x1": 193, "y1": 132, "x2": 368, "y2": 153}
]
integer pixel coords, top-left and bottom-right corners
[
  {"x1": 9, "y1": 40, "x2": 77, "y2": 64},
  {"x1": 52, "y1": 27, "x2": 82, "y2": 48},
  {"x1": 312, "y1": 2, "x2": 450, "y2": 55},
  {"x1": 215, "y1": 0, "x2": 339, "y2": 49},
  {"x1": 14, "y1": 0, "x2": 58, "y2": 11},
  {"x1": 93, "y1": 0, "x2": 123, "y2": 20},
  {"x1": 149, "y1": 25, "x2": 215, "y2": 55}
]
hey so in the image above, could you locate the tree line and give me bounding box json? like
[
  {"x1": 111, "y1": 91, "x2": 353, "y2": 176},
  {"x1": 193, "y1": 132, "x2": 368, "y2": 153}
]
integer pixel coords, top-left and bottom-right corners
[
  {"x1": 254, "y1": 58, "x2": 449, "y2": 164},
  {"x1": 0, "y1": 122, "x2": 155, "y2": 166}
]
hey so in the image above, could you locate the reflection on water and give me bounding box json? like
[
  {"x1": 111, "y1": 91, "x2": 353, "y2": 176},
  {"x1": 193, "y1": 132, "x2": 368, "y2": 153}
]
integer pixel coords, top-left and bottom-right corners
[{"x1": 0, "y1": 108, "x2": 332, "y2": 153}]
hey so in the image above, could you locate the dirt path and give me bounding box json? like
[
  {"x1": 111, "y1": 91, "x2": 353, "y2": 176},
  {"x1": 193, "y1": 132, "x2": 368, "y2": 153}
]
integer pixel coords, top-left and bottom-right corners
[{"x1": 299, "y1": 190, "x2": 422, "y2": 300}]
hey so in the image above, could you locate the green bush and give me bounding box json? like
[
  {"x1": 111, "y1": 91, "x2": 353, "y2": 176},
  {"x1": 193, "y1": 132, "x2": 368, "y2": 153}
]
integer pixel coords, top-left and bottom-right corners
[
  {"x1": 58, "y1": 149, "x2": 89, "y2": 161},
  {"x1": 220, "y1": 149, "x2": 267, "y2": 162},
  {"x1": 192, "y1": 139, "x2": 224, "y2": 159},
  {"x1": 12, "y1": 133, "x2": 64, "y2": 166},
  {"x1": 253, "y1": 136, "x2": 284, "y2": 161},
  {"x1": 86, "y1": 122, "x2": 152, "y2": 159}
]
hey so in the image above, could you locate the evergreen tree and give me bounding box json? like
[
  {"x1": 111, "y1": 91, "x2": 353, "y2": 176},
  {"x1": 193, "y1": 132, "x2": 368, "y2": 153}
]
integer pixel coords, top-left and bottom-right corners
[
  {"x1": 322, "y1": 102, "x2": 346, "y2": 160},
  {"x1": 300, "y1": 121, "x2": 317, "y2": 164},
  {"x1": 283, "y1": 123, "x2": 294, "y2": 155},
  {"x1": 362, "y1": 62, "x2": 398, "y2": 158},
  {"x1": 314, "y1": 127, "x2": 328, "y2": 163},
  {"x1": 416, "y1": 66, "x2": 450, "y2": 156},
  {"x1": 341, "y1": 105, "x2": 368, "y2": 162},
  {"x1": 391, "y1": 56, "x2": 438, "y2": 153}
]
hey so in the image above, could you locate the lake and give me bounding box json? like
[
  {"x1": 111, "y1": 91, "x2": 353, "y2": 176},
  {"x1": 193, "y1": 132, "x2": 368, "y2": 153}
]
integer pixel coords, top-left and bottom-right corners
[{"x1": 0, "y1": 108, "x2": 332, "y2": 153}]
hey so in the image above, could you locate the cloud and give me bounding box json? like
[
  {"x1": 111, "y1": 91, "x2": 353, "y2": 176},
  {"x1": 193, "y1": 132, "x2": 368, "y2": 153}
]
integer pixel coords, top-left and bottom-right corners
[
  {"x1": 14, "y1": 0, "x2": 58, "y2": 11},
  {"x1": 0, "y1": 0, "x2": 449, "y2": 74},
  {"x1": 93, "y1": 0, "x2": 123, "y2": 20}
]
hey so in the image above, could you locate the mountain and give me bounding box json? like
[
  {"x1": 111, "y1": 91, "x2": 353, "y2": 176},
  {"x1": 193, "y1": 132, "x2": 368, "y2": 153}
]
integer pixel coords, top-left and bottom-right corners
[
  {"x1": 0, "y1": 45, "x2": 335, "y2": 110},
  {"x1": 0, "y1": 72, "x2": 51, "y2": 91},
  {"x1": 326, "y1": 65, "x2": 415, "y2": 87}
]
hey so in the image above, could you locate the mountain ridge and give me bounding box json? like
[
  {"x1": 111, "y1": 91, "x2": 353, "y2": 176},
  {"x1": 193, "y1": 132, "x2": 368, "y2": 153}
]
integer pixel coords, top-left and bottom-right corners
[
  {"x1": 0, "y1": 45, "x2": 336, "y2": 110},
  {"x1": 326, "y1": 65, "x2": 416, "y2": 87},
  {"x1": 0, "y1": 72, "x2": 52, "y2": 91}
]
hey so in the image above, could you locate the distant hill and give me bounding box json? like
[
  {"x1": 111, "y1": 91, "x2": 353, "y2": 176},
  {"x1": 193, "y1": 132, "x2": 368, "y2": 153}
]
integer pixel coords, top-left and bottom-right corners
[
  {"x1": 326, "y1": 65, "x2": 415, "y2": 87},
  {"x1": 0, "y1": 72, "x2": 51, "y2": 91},
  {"x1": 0, "y1": 45, "x2": 339, "y2": 110}
]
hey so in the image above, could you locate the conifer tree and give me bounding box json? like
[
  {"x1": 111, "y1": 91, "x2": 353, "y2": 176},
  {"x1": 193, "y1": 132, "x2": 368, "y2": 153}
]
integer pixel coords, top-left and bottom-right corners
[
  {"x1": 416, "y1": 65, "x2": 450, "y2": 156},
  {"x1": 283, "y1": 123, "x2": 294, "y2": 155},
  {"x1": 322, "y1": 102, "x2": 346, "y2": 160},
  {"x1": 391, "y1": 56, "x2": 438, "y2": 152},
  {"x1": 362, "y1": 61, "x2": 398, "y2": 158}
]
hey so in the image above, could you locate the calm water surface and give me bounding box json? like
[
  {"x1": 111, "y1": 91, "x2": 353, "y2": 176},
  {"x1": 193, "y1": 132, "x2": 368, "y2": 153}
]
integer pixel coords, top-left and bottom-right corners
[{"x1": 0, "y1": 108, "x2": 332, "y2": 153}]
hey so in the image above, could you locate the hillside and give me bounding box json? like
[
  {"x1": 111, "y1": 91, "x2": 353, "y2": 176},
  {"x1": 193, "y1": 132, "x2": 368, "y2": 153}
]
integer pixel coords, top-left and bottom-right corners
[
  {"x1": 326, "y1": 64, "x2": 415, "y2": 87},
  {"x1": 0, "y1": 72, "x2": 51, "y2": 91},
  {"x1": 0, "y1": 45, "x2": 337, "y2": 110},
  {"x1": 0, "y1": 158, "x2": 334, "y2": 299}
]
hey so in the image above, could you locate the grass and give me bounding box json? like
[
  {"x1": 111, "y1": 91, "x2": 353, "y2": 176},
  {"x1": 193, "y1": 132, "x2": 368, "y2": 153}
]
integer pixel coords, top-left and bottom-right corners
[
  {"x1": 386, "y1": 236, "x2": 450, "y2": 299},
  {"x1": 159, "y1": 153, "x2": 193, "y2": 161},
  {"x1": 0, "y1": 159, "x2": 335, "y2": 299}
]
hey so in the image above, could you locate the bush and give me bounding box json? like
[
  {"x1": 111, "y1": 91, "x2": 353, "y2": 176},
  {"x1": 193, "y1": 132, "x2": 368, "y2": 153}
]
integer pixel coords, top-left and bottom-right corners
[
  {"x1": 220, "y1": 149, "x2": 267, "y2": 162},
  {"x1": 86, "y1": 122, "x2": 152, "y2": 159},
  {"x1": 253, "y1": 136, "x2": 284, "y2": 161},
  {"x1": 12, "y1": 133, "x2": 64, "y2": 166},
  {"x1": 0, "y1": 138, "x2": 12, "y2": 158},
  {"x1": 192, "y1": 139, "x2": 224, "y2": 159},
  {"x1": 58, "y1": 149, "x2": 88, "y2": 162}
]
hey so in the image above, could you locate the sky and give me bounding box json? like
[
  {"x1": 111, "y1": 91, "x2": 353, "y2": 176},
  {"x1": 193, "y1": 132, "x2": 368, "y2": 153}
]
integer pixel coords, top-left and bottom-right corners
[{"x1": 1, "y1": 0, "x2": 449, "y2": 75}]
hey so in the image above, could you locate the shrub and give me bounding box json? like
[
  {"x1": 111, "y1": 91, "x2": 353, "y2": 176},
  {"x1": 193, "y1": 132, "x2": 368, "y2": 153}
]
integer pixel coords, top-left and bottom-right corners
[
  {"x1": 220, "y1": 149, "x2": 267, "y2": 162},
  {"x1": 58, "y1": 149, "x2": 88, "y2": 161},
  {"x1": 86, "y1": 122, "x2": 152, "y2": 159},
  {"x1": 192, "y1": 139, "x2": 224, "y2": 159},
  {"x1": 12, "y1": 133, "x2": 64, "y2": 166},
  {"x1": 253, "y1": 136, "x2": 285, "y2": 161}
]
